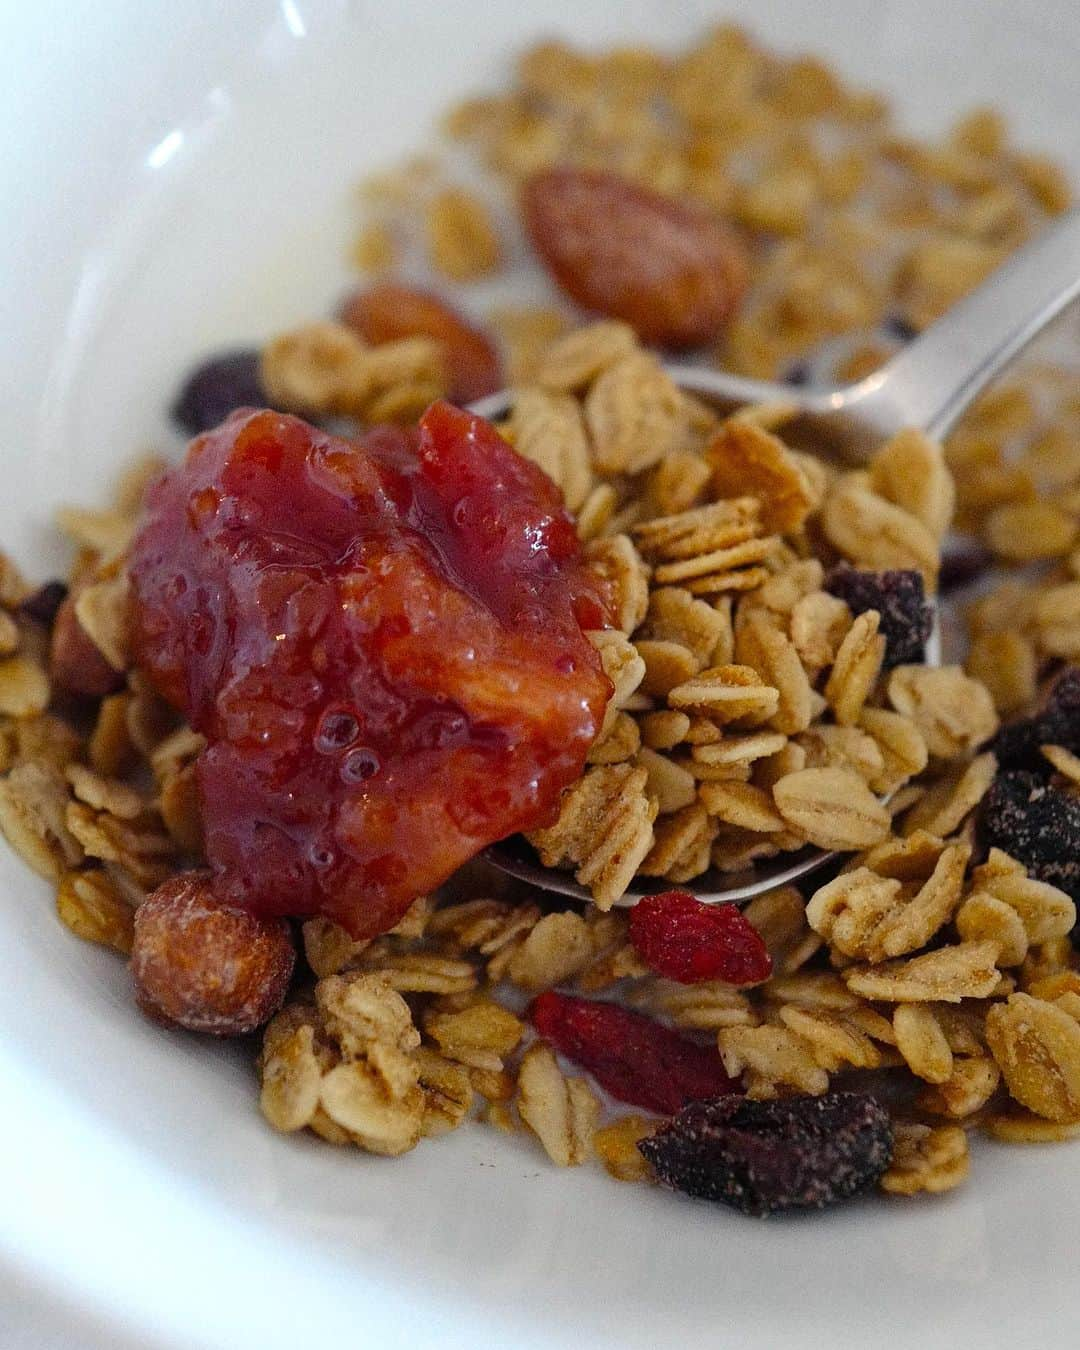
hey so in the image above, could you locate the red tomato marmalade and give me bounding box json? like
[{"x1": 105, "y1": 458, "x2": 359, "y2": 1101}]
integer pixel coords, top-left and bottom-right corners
[{"x1": 130, "y1": 402, "x2": 611, "y2": 938}]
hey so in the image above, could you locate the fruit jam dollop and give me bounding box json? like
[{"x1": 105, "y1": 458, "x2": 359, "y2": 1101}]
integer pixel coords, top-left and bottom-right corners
[{"x1": 130, "y1": 402, "x2": 611, "y2": 938}]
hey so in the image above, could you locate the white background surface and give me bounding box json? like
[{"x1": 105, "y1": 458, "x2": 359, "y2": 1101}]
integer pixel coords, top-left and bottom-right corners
[{"x1": 2, "y1": 2, "x2": 1079, "y2": 1346}]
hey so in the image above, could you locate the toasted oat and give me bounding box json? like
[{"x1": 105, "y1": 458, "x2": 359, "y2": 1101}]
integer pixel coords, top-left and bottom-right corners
[
  {"x1": 516, "y1": 1043, "x2": 599, "y2": 1166},
  {"x1": 260, "y1": 1024, "x2": 324, "y2": 1133},
  {"x1": 844, "y1": 940, "x2": 1001, "y2": 1003},
  {"x1": 633, "y1": 978, "x2": 757, "y2": 1031},
  {"x1": 984, "y1": 501, "x2": 1077, "y2": 562},
  {"x1": 593, "y1": 1115, "x2": 657, "y2": 1182},
  {"x1": 776, "y1": 1005, "x2": 882, "y2": 1071},
  {"x1": 668, "y1": 663, "x2": 779, "y2": 724},
  {"x1": 527, "y1": 761, "x2": 657, "y2": 909},
  {"x1": 415, "y1": 1047, "x2": 475, "y2": 1137},
  {"x1": 790, "y1": 591, "x2": 852, "y2": 675},
  {"x1": 773, "y1": 766, "x2": 890, "y2": 849},
  {"x1": 986, "y1": 993, "x2": 1080, "y2": 1122},
  {"x1": 887, "y1": 665, "x2": 999, "y2": 759},
  {"x1": 824, "y1": 610, "x2": 885, "y2": 727},
  {"x1": 970, "y1": 850, "x2": 1076, "y2": 944},
  {"x1": 735, "y1": 611, "x2": 813, "y2": 734},
  {"x1": 511, "y1": 387, "x2": 593, "y2": 512},
  {"x1": 364, "y1": 952, "x2": 479, "y2": 996},
  {"x1": 822, "y1": 474, "x2": 940, "y2": 585},
  {"x1": 892, "y1": 1004, "x2": 954, "y2": 1083},
  {"x1": 0, "y1": 759, "x2": 83, "y2": 879},
  {"x1": 1041, "y1": 743, "x2": 1080, "y2": 786},
  {"x1": 425, "y1": 187, "x2": 502, "y2": 280},
  {"x1": 73, "y1": 575, "x2": 130, "y2": 672},
  {"x1": 917, "y1": 1055, "x2": 1001, "y2": 1119},
  {"x1": 319, "y1": 1059, "x2": 424, "y2": 1156},
  {"x1": 0, "y1": 656, "x2": 50, "y2": 719},
  {"x1": 986, "y1": 1111, "x2": 1080, "y2": 1144},
  {"x1": 505, "y1": 912, "x2": 595, "y2": 992},
  {"x1": 636, "y1": 747, "x2": 696, "y2": 814},
  {"x1": 880, "y1": 1122, "x2": 969, "y2": 1195},
  {"x1": 646, "y1": 450, "x2": 712, "y2": 517},
  {"x1": 639, "y1": 801, "x2": 716, "y2": 882},
  {"x1": 640, "y1": 587, "x2": 732, "y2": 667},
  {"x1": 965, "y1": 631, "x2": 1038, "y2": 714},
  {"x1": 717, "y1": 1023, "x2": 829, "y2": 1098},
  {"x1": 585, "y1": 353, "x2": 686, "y2": 475},
  {"x1": 955, "y1": 891, "x2": 1029, "y2": 967},
  {"x1": 424, "y1": 1000, "x2": 524, "y2": 1070},
  {"x1": 55, "y1": 868, "x2": 135, "y2": 954},
  {"x1": 584, "y1": 534, "x2": 650, "y2": 634},
  {"x1": 706, "y1": 419, "x2": 814, "y2": 533},
  {"x1": 1034, "y1": 581, "x2": 1080, "y2": 659},
  {"x1": 533, "y1": 321, "x2": 639, "y2": 392},
  {"x1": 868, "y1": 428, "x2": 954, "y2": 541}
]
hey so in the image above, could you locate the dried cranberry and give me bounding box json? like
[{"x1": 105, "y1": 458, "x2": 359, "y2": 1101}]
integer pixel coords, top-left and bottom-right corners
[
  {"x1": 824, "y1": 563, "x2": 932, "y2": 668},
  {"x1": 530, "y1": 990, "x2": 739, "y2": 1115},
  {"x1": 18, "y1": 580, "x2": 68, "y2": 628},
  {"x1": 629, "y1": 890, "x2": 771, "y2": 985},
  {"x1": 980, "y1": 769, "x2": 1080, "y2": 900},
  {"x1": 990, "y1": 668, "x2": 1080, "y2": 772},
  {"x1": 171, "y1": 350, "x2": 270, "y2": 435},
  {"x1": 639, "y1": 1091, "x2": 894, "y2": 1216}
]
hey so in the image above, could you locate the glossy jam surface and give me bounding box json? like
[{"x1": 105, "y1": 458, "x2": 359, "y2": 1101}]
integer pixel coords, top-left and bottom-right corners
[{"x1": 131, "y1": 403, "x2": 610, "y2": 937}]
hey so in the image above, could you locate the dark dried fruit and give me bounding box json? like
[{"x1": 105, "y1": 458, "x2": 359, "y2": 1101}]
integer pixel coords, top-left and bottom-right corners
[
  {"x1": 521, "y1": 167, "x2": 748, "y2": 349},
  {"x1": 639, "y1": 1091, "x2": 894, "y2": 1216},
  {"x1": 132, "y1": 871, "x2": 296, "y2": 1035},
  {"x1": 884, "y1": 313, "x2": 919, "y2": 342},
  {"x1": 824, "y1": 563, "x2": 932, "y2": 668},
  {"x1": 990, "y1": 667, "x2": 1080, "y2": 772},
  {"x1": 939, "y1": 537, "x2": 993, "y2": 593},
  {"x1": 49, "y1": 591, "x2": 124, "y2": 698},
  {"x1": 171, "y1": 350, "x2": 270, "y2": 435},
  {"x1": 629, "y1": 890, "x2": 772, "y2": 985},
  {"x1": 980, "y1": 769, "x2": 1080, "y2": 900},
  {"x1": 340, "y1": 282, "x2": 502, "y2": 404},
  {"x1": 530, "y1": 990, "x2": 739, "y2": 1115},
  {"x1": 18, "y1": 581, "x2": 68, "y2": 628}
]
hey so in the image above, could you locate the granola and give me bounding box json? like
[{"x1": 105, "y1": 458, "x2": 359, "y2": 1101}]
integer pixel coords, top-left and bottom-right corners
[{"x1": 3, "y1": 23, "x2": 1080, "y2": 1220}]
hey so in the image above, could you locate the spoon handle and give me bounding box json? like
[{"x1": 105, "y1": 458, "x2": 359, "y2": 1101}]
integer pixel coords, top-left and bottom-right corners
[{"x1": 860, "y1": 207, "x2": 1080, "y2": 441}]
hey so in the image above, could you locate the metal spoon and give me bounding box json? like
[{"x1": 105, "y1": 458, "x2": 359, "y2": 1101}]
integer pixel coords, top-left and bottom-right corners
[{"x1": 478, "y1": 208, "x2": 1080, "y2": 905}]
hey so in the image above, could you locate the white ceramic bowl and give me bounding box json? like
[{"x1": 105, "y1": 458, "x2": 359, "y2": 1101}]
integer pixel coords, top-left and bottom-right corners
[{"x1": 2, "y1": 3, "x2": 1079, "y2": 1347}]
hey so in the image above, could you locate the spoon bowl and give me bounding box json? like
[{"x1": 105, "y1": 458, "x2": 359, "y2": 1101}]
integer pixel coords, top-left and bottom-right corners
[{"x1": 480, "y1": 208, "x2": 1080, "y2": 905}]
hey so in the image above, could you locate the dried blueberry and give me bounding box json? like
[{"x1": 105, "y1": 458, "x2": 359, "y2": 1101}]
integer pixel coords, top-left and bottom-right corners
[
  {"x1": 939, "y1": 537, "x2": 993, "y2": 594},
  {"x1": 17, "y1": 580, "x2": 68, "y2": 628},
  {"x1": 990, "y1": 668, "x2": 1080, "y2": 772},
  {"x1": 980, "y1": 769, "x2": 1080, "y2": 900},
  {"x1": 639, "y1": 1091, "x2": 893, "y2": 1216},
  {"x1": 171, "y1": 350, "x2": 269, "y2": 435},
  {"x1": 784, "y1": 360, "x2": 811, "y2": 387},
  {"x1": 884, "y1": 313, "x2": 919, "y2": 342},
  {"x1": 824, "y1": 563, "x2": 933, "y2": 668}
]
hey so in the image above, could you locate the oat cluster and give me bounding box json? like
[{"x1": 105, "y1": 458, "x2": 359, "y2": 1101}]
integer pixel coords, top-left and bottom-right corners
[{"x1": 503, "y1": 322, "x2": 961, "y2": 907}]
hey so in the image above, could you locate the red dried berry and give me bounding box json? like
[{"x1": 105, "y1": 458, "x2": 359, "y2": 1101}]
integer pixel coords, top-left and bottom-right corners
[
  {"x1": 629, "y1": 890, "x2": 772, "y2": 985},
  {"x1": 521, "y1": 167, "x2": 748, "y2": 349},
  {"x1": 530, "y1": 990, "x2": 739, "y2": 1115},
  {"x1": 639, "y1": 1091, "x2": 894, "y2": 1216}
]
